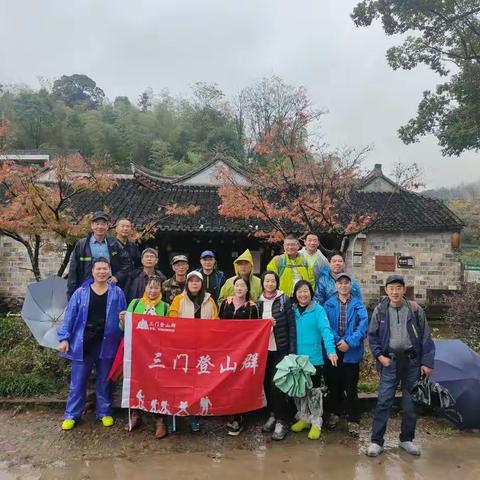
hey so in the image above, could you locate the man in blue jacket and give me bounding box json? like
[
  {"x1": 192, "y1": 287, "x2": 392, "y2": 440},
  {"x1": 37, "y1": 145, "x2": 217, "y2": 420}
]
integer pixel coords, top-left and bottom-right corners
[
  {"x1": 67, "y1": 211, "x2": 131, "y2": 298},
  {"x1": 324, "y1": 273, "x2": 368, "y2": 436},
  {"x1": 366, "y1": 275, "x2": 435, "y2": 457},
  {"x1": 58, "y1": 257, "x2": 126, "y2": 431},
  {"x1": 314, "y1": 253, "x2": 362, "y2": 306},
  {"x1": 195, "y1": 250, "x2": 225, "y2": 303}
]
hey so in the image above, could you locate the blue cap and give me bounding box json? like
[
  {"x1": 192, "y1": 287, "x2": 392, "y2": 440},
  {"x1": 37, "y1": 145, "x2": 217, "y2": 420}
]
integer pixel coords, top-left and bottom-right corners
[
  {"x1": 335, "y1": 272, "x2": 352, "y2": 282},
  {"x1": 200, "y1": 250, "x2": 215, "y2": 259}
]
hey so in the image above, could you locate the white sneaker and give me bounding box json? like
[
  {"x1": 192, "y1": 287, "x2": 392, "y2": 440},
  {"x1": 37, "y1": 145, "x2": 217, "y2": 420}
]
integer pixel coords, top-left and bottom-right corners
[
  {"x1": 399, "y1": 441, "x2": 421, "y2": 456},
  {"x1": 366, "y1": 443, "x2": 384, "y2": 457},
  {"x1": 271, "y1": 421, "x2": 287, "y2": 441},
  {"x1": 262, "y1": 414, "x2": 276, "y2": 433}
]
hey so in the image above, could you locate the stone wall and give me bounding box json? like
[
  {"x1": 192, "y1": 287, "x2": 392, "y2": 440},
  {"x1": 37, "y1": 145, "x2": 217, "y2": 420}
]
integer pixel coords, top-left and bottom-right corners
[
  {"x1": 0, "y1": 235, "x2": 66, "y2": 306},
  {"x1": 1, "y1": 230, "x2": 463, "y2": 311},
  {"x1": 345, "y1": 231, "x2": 462, "y2": 308}
]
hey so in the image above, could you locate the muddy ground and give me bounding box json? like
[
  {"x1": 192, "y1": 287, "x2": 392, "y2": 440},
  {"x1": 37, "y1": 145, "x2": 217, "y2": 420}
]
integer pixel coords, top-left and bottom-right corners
[{"x1": 1, "y1": 405, "x2": 479, "y2": 479}]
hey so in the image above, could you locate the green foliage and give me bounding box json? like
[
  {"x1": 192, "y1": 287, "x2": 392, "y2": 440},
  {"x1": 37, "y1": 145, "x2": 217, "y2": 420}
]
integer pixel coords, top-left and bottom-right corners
[
  {"x1": 0, "y1": 77, "x2": 248, "y2": 173},
  {"x1": 442, "y1": 284, "x2": 480, "y2": 352},
  {"x1": 352, "y1": 1, "x2": 480, "y2": 155},
  {"x1": 52, "y1": 74, "x2": 105, "y2": 109},
  {"x1": 1, "y1": 75, "x2": 323, "y2": 173},
  {"x1": 462, "y1": 246, "x2": 480, "y2": 265},
  {"x1": 0, "y1": 316, "x2": 70, "y2": 397},
  {"x1": 448, "y1": 199, "x2": 480, "y2": 244}
]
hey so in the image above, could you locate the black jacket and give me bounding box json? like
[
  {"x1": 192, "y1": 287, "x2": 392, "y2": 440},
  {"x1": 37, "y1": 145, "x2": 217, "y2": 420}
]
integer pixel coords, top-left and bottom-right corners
[
  {"x1": 119, "y1": 240, "x2": 142, "y2": 269},
  {"x1": 257, "y1": 293, "x2": 297, "y2": 354},
  {"x1": 67, "y1": 234, "x2": 131, "y2": 298},
  {"x1": 219, "y1": 299, "x2": 259, "y2": 320},
  {"x1": 124, "y1": 268, "x2": 167, "y2": 303}
]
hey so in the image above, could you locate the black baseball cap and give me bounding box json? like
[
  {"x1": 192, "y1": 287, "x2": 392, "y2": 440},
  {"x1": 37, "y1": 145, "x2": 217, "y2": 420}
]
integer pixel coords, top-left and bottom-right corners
[
  {"x1": 385, "y1": 274, "x2": 405, "y2": 286},
  {"x1": 92, "y1": 211, "x2": 110, "y2": 222}
]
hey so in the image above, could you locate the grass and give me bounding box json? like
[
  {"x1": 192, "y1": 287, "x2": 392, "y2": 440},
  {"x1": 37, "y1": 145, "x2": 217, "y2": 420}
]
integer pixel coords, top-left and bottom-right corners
[{"x1": 0, "y1": 315, "x2": 70, "y2": 397}]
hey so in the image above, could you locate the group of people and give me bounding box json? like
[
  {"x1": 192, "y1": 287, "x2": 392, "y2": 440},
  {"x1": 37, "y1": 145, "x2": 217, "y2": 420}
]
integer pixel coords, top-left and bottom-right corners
[{"x1": 57, "y1": 211, "x2": 435, "y2": 457}]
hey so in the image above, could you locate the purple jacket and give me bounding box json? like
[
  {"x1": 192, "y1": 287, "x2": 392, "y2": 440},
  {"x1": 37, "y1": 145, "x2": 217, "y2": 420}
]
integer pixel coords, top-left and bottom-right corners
[{"x1": 57, "y1": 279, "x2": 126, "y2": 362}]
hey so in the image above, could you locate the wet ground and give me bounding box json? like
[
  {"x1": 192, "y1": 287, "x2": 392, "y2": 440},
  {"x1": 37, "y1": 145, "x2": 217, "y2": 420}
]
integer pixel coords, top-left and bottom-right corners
[{"x1": 0, "y1": 407, "x2": 479, "y2": 479}]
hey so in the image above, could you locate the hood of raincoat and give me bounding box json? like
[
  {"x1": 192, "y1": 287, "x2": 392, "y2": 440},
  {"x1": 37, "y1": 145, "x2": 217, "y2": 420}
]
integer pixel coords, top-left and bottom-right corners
[{"x1": 233, "y1": 249, "x2": 255, "y2": 277}]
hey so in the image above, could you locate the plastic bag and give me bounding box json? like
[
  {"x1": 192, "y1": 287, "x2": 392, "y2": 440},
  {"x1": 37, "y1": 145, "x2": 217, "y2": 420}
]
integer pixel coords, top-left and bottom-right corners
[{"x1": 410, "y1": 377, "x2": 456, "y2": 409}]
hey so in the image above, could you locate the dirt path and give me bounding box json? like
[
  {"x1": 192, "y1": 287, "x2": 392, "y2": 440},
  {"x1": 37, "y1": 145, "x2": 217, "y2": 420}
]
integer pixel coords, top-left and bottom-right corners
[{"x1": 0, "y1": 407, "x2": 479, "y2": 479}]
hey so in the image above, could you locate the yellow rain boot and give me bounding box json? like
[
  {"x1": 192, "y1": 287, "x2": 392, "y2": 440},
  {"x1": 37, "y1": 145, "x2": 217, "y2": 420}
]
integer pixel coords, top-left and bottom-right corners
[
  {"x1": 101, "y1": 416, "x2": 114, "y2": 427},
  {"x1": 308, "y1": 425, "x2": 321, "y2": 440},
  {"x1": 61, "y1": 419, "x2": 76, "y2": 431},
  {"x1": 291, "y1": 420, "x2": 311, "y2": 432}
]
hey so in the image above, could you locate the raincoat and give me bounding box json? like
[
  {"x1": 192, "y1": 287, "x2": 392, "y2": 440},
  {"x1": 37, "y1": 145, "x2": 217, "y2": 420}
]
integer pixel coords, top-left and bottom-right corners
[
  {"x1": 217, "y1": 249, "x2": 262, "y2": 304},
  {"x1": 314, "y1": 265, "x2": 362, "y2": 306},
  {"x1": 267, "y1": 254, "x2": 314, "y2": 297},
  {"x1": 58, "y1": 279, "x2": 126, "y2": 362}
]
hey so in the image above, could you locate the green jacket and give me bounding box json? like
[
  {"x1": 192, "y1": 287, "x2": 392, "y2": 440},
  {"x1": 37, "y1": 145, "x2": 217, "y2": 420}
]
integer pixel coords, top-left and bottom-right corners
[
  {"x1": 127, "y1": 298, "x2": 170, "y2": 316},
  {"x1": 218, "y1": 249, "x2": 262, "y2": 305},
  {"x1": 267, "y1": 254, "x2": 314, "y2": 297}
]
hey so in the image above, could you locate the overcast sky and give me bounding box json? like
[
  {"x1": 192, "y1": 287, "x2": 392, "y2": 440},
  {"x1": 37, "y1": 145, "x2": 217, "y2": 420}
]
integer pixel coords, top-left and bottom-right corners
[{"x1": 1, "y1": 0, "x2": 477, "y2": 188}]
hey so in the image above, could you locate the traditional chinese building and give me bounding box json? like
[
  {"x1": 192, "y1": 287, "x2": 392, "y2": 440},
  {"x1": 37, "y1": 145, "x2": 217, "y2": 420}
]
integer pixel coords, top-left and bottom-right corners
[{"x1": 0, "y1": 158, "x2": 464, "y2": 311}]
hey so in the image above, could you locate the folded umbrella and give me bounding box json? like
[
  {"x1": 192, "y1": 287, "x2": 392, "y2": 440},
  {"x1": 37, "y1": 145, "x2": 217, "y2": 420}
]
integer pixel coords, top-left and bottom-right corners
[
  {"x1": 273, "y1": 354, "x2": 316, "y2": 398},
  {"x1": 21, "y1": 276, "x2": 68, "y2": 350},
  {"x1": 430, "y1": 339, "x2": 480, "y2": 429}
]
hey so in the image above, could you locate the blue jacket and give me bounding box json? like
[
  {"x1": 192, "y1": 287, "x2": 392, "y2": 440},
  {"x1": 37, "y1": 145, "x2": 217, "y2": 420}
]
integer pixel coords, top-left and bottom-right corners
[
  {"x1": 324, "y1": 295, "x2": 368, "y2": 364},
  {"x1": 368, "y1": 297, "x2": 435, "y2": 369},
  {"x1": 294, "y1": 302, "x2": 336, "y2": 366},
  {"x1": 195, "y1": 268, "x2": 225, "y2": 302},
  {"x1": 314, "y1": 265, "x2": 362, "y2": 306},
  {"x1": 57, "y1": 280, "x2": 126, "y2": 362}
]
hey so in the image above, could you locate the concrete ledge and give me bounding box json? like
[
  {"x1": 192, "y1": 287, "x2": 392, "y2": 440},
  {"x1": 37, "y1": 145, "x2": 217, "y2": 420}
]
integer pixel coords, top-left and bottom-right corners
[{"x1": 0, "y1": 392, "x2": 402, "y2": 411}]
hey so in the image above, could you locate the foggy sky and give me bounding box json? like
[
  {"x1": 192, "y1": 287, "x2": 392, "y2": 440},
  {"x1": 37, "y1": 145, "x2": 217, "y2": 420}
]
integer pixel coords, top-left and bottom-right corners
[{"x1": 1, "y1": 0, "x2": 477, "y2": 188}]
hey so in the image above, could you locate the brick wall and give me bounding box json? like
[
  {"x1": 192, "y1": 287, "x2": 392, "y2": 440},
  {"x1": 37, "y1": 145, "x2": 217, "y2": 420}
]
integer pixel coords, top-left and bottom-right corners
[
  {"x1": 345, "y1": 231, "x2": 462, "y2": 307},
  {"x1": 0, "y1": 235, "x2": 67, "y2": 302}
]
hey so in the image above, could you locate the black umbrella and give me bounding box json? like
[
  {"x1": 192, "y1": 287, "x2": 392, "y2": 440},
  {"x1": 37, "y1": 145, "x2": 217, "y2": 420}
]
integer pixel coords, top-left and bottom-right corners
[
  {"x1": 21, "y1": 276, "x2": 68, "y2": 349},
  {"x1": 430, "y1": 339, "x2": 480, "y2": 429}
]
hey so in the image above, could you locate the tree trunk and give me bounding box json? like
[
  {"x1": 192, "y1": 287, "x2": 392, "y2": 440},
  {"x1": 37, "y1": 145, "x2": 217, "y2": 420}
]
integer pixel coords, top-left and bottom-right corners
[{"x1": 57, "y1": 242, "x2": 74, "y2": 277}]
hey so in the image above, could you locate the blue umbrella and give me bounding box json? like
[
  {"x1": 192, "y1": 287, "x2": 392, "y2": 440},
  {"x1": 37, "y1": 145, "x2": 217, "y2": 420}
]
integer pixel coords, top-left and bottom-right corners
[{"x1": 430, "y1": 339, "x2": 480, "y2": 429}]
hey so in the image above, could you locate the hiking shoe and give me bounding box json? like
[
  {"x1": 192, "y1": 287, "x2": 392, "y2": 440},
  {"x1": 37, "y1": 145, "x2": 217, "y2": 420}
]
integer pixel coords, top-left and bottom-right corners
[
  {"x1": 271, "y1": 421, "x2": 288, "y2": 441},
  {"x1": 347, "y1": 421, "x2": 360, "y2": 437},
  {"x1": 101, "y1": 416, "x2": 114, "y2": 427},
  {"x1": 155, "y1": 418, "x2": 167, "y2": 439},
  {"x1": 326, "y1": 414, "x2": 340, "y2": 430},
  {"x1": 400, "y1": 441, "x2": 421, "y2": 456},
  {"x1": 308, "y1": 425, "x2": 321, "y2": 440},
  {"x1": 125, "y1": 410, "x2": 142, "y2": 432},
  {"x1": 291, "y1": 420, "x2": 310, "y2": 432},
  {"x1": 366, "y1": 443, "x2": 384, "y2": 457},
  {"x1": 262, "y1": 414, "x2": 276, "y2": 433},
  {"x1": 190, "y1": 417, "x2": 200, "y2": 432},
  {"x1": 61, "y1": 419, "x2": 76, "y2": 431},
  {"x1": 227, "y1": 420, "x2": 243, "y2": 436}
]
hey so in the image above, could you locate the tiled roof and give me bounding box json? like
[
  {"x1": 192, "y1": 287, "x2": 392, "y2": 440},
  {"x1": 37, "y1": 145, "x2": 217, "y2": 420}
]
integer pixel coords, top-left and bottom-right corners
[
  {"x1": 70, "y1": 177, "x2": 260, "y2": 234},
  {"x1": 68, "y1": 175, "x2": 463, "y2": 234},
  {"x1": 349, "y1": 190, "x2": 464, "y2": 232}
]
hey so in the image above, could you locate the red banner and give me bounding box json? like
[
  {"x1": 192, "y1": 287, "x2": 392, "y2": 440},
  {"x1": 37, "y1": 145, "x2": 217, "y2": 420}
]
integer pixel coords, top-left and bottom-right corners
[{"x1": 121, "y1": 314, "x2": 271, "y2": 416}]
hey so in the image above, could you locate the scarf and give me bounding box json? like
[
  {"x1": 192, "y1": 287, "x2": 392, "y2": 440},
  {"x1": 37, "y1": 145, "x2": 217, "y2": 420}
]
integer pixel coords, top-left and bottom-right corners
[{"x1": 141, "y1": 292, "x2": 163, "y2": 308}]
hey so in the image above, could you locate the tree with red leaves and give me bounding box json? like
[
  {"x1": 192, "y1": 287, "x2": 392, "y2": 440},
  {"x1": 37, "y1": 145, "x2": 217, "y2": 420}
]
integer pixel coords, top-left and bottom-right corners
[
  {"x1": 218, "y1": 113, "x2": 422, "y2": 252},
  {"x1": 0, "y1": 152, "x2": 116, "y2": 281}
]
